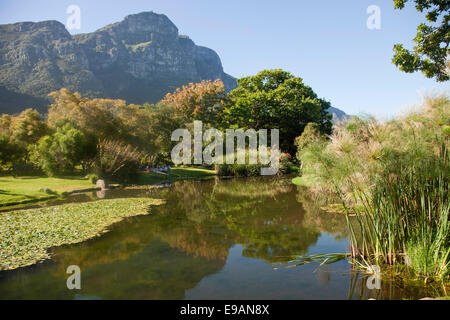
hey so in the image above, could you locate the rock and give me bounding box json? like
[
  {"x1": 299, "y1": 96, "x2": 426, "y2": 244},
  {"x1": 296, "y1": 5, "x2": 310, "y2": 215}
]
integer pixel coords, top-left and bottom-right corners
[
  {"x1": 96, "y1": 190, "x2": 106, "y2": 199},
  {"x1": 0, "y1": 11, "x2": 237, "y2": 114},
  {"x1": 96, "y1": 179, "x2": 107, "y2": 191}
]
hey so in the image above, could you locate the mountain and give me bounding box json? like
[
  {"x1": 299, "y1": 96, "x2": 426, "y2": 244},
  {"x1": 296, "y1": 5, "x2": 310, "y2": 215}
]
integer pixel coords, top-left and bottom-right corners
[
  {"x1": 328, "y1": 107, "x2": 350, "y2": 123},
  {"x1": 0, "y1": 11, "x2": 348, "y2": 120},
  {"x1": 0, "y1": 12, "x2": 237, "y2": 114}
]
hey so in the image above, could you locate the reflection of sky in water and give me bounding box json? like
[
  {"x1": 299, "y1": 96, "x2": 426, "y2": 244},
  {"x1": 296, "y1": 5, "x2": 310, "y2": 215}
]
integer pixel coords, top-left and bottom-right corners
[{"x1": 185, "y1": 235, "x2": 352, "y2": 300}]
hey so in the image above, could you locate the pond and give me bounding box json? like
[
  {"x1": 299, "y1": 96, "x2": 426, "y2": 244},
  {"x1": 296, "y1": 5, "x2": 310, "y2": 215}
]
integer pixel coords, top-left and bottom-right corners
[{"x1": 0, "y1": 176, "x2": 437, "y2": 299}]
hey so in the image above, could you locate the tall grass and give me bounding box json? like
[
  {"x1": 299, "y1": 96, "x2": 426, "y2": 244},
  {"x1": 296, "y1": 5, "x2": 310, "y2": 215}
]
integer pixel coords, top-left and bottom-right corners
[
  {"x1": 299, "y1": 95, "x2": 450, "y2": 280},
  {"x1": 94, "y1": 140, "x2": 143, "y2": 183},
  {"x1": 350, "y1": 142, "x2": 449, "y2": 279}
]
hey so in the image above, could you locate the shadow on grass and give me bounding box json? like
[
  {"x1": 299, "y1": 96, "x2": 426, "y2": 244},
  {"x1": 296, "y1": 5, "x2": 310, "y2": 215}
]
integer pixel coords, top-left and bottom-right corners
[{"x1": 0, "y1": 189, "x2": 36, "y2": 199}]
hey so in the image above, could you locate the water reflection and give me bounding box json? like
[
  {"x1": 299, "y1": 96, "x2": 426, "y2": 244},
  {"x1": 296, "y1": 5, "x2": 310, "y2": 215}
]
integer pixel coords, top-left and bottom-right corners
[{"x1": 0, "y1": 176, "x2": 437, "y2": 299}]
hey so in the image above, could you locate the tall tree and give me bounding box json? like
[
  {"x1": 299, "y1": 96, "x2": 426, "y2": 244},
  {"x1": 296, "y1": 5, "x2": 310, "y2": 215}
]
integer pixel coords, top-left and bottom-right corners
[
  {"x1": 47, "y1": 88, "x2": 153, "y2": 152},
  {"x1": 224, "y1": 69, "x2": 333, "y2": 155},
  {"x1": 0, "y1": 109, "x2": 48, "y2": 167},
  {"x1": 161, "y1": 79, "x2": 226, "y2": 125},
  {"x1": 392, "y1": 0, "x2": 449, "y2": 81}
]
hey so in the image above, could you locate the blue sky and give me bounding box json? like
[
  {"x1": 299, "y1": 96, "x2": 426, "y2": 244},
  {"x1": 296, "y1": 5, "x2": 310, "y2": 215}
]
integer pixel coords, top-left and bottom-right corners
[{"x1": 0, "y1": 0, "x2": 448, "y2": 118}]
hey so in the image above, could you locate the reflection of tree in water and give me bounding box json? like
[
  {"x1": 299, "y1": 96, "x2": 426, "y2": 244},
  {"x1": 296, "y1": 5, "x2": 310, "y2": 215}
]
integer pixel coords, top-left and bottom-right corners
[
  {"x1": 152, "y1": 177, "x2": 322, "y2": 263},
  {"x1": 0, "y1": 176, "x2": 437, "y2": 300},
  {"x1": 296, "y1": 185, "x2": 350, "y2": 241},
  {"x1": 65, "y1": 240, "x2": 225, "y2": 300},
  {"x1": 0, "y1": 239, "x2": 225, "y2": 300}
]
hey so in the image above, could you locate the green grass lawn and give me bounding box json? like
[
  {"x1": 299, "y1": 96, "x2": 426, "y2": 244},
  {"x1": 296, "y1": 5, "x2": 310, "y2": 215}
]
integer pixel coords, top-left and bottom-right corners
[
  {"x1": 136, "y1": 167, "x2": 216, "y2": 185},
  {"x1": 0, "y1": 198, "x2": 165, "y2": 270},
  {"x1": 292, "y1": 175, "x2": 315, "y2": 186},
  {"x1": 0, "y1": 176, "x2": 96, "y2": 207},
  {"x1": 0, "y1": 167, "x2": 216, "y2": 207}
]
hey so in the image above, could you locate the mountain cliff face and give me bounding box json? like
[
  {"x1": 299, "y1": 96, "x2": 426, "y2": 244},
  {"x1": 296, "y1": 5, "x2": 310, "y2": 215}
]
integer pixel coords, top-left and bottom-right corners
[
  {"x1": 0, "y1": 11, "x2": 349, "y2": 120},
  {"x1": 0, "y1": 12, "x2": 237, "y2": 114},
  {"x1": 328, "y1": 107, "x2": 349, "y2": 122}
]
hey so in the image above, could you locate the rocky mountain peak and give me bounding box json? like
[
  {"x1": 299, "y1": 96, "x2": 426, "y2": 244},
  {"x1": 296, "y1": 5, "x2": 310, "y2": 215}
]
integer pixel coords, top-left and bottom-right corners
[
  {"x1": 98, "y1": 11, "x2": 179, "y2": 45},
  {"x1": 0, "y1": 20, "x2": 72, "y2": 43},
  {"x1": 0, "y1": 12, "x2": 348, "y2": 120},
  {"x1": 0, "y1": 12, "x2": 237, "y2": 114}
]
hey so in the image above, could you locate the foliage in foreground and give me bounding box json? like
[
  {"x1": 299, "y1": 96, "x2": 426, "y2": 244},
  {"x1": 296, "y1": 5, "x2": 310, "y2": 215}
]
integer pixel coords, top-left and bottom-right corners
[
  {"x1": 392, "y1": 0, "x2": 449, "y2": 82},
  {"x1": 0, "y1": 198, "x2": 165, "y2": 271},
  {"x1": 298, "y1": 95, "x2": 450, "y2": 279}
]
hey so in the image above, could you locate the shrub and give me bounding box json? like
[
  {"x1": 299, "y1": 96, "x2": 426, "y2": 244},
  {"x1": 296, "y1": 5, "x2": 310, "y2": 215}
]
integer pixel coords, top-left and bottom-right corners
[
  {"x1": 0, "y1": 134, "x2": 26, "y2": 170},
  {"x1": 232, "y1": 164, "x2": 248, "y2": 177},
  {"x1": 28, "y1": 123, "x2": 90, "y2": 176},
  {"x1": 294, "y1": 123, "x2": 323, "y2": 160},
  {"x1": 215, "y1": 164, "x2": 232, "y2": 176},
  {"x1": 279, "y1": 153, "x2": 296, "y2": 174},
  {"x1": 88, "y1": 174, "x2": 99, "y2": 185},
  {"x1": 94, "y1": 140, "x2": 143, "y2": 183},
  {"x1": 247, "y1": 164, "x2": 262, "y2": 177}
]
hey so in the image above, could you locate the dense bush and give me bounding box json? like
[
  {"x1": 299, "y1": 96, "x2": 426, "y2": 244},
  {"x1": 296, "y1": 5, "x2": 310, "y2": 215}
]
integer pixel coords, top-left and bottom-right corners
[
  {"x1": 294, "y1": 122, "x2": 323, "y2": 161},
  {"x1": 28, "y1": 123, "x2": 90, "y2": 176},
  {"x1": 215, "y1": 153, "x2": 295, "y2": 177},
  {"x1": 88, "y1": 174, "x2": 99, "y2": 185},
  {"x1": 232, "y1": 164, "x2": 247, "y2": 177},
  {"x1": 215, "y1": 164, "x2": 232, "y2": 176},
  {"x1": 279, "y1": 153, "x2": 296, "y2": 174},
  {"x1": 93, "y1": 140, "x2": 143, "y2": 183},
  {"x1": 247, "y1": 164, "x2": 263, "y2": 177}
]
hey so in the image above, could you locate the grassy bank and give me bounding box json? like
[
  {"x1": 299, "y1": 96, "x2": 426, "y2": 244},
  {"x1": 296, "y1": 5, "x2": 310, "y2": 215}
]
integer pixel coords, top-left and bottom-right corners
[
  {"x1": 0, "y1": 198, "x2": 165, "y2": 271},
  {"x1": 136, "y1": 167, "x2": 216, "y2": 185},
  {"x1": 0, "y1": 176, "x2": 96, "y2": 207},
  {"x1": 0, "y1": 167, "x2": 215, "y2": 208},
  {"x1": 292, "y1": 175, "x2": 315, "y2": 186}
]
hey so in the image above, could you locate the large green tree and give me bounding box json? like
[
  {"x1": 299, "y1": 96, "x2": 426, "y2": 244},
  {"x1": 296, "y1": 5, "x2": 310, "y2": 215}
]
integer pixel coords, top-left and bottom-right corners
[
  {"x1": 29, "y1": 123, "x2": 95, "y2": 176},
  {"x1": 0, "y1": 109, "x2": 48, "y2": 169},
  {"x1": 392, "y1": 0, "x2": 449, "y2": 82},
  {"x1": 223, "y1": 69, "x2": 333, "y2": 155}
]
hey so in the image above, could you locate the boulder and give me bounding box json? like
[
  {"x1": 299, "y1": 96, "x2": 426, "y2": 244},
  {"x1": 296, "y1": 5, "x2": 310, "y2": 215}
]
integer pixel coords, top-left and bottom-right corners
[{"x1": 96, "y1": 179, "x2": 107, "y2": 191}]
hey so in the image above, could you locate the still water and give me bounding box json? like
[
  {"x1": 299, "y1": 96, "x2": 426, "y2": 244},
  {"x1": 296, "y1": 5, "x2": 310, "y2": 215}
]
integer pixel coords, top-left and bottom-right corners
[{"x1": 0, "y1": 176, "x2": 436, "y2": 299}]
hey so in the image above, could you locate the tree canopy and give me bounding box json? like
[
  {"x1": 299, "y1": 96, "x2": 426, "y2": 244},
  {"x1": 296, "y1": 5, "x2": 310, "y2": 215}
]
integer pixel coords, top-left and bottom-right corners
[
  {"x1": 392, "y1": 0, "x2": 449, "y2": 81},
  {"x1": 224, "y1": 69, "x2": 333, "y2": 155},
  {"x1": 161, "y1": 79, "x2": 226, "y2": 125}
]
